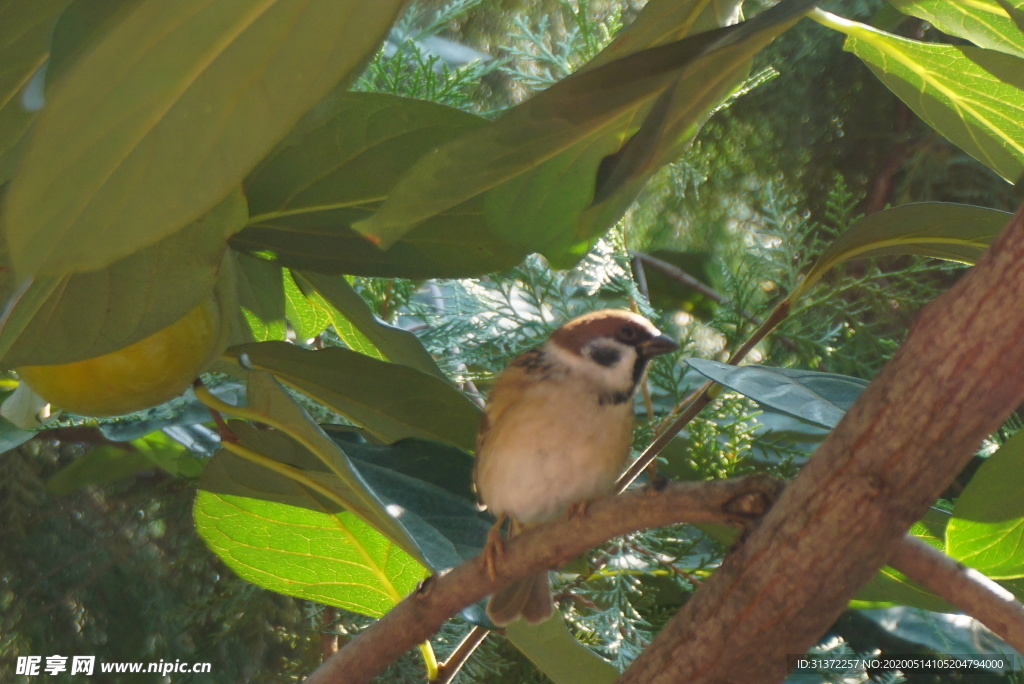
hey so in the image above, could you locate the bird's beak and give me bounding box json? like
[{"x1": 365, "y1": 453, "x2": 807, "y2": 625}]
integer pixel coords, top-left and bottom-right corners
[{"x1": 640, "y1": 334, "x2": 678, "y2": 358}]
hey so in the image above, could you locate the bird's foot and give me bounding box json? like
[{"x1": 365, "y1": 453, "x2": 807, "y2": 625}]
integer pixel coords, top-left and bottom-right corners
[{"x1": 482, "y1": 515, "x2": 507, "y2": 581}]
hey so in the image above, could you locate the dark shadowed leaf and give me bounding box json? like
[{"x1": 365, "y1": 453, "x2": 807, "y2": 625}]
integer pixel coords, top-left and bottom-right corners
[{"x1": 686, "y1": 359, "x2": 868, "y2": 429}]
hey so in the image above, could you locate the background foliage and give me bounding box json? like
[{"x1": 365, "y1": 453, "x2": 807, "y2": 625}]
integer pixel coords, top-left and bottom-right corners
[{"x1": 1, "y1": 0, "x2": 1022, "y2": 682}]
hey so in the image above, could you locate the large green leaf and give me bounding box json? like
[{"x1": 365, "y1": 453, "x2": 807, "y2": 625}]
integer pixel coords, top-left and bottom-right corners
[
  {"x1": 946, "y1": 430, "x2": 1024, "y2": 579},
  {"x1": 1, "y1": 188, "x2": 246, "y2": 367},
  {"x1": 195, "y1": 437, "x2": 426, "y2": 619},
  {"x1": 296, "y1": 271, "x2": 445, "y2": 380},
  {"x1": 685, "y1": 359, "x2": 868, "y2": 429},
  {"x1": 890, "y1": 0, "x2": 1024, "y2": 59},
  {"x1": 815, "y1": 10, "x2": 1024, "y2": 183},
  {"x1": 2, "y1": 0, "x2": 405, "y2": 278},
  {"x1": 230, "y1": 371, "x2": 426, "y2": 555},
  {"x1": 793, "y1": 203, "x2": 1010, "y2": 302},
  {"x1": 234, "y1": 90, "x2": 524, "y2": 278},
  {"x1": 354, "y1": 0, "x2": 817, "y2": 251},
  {"x1": 0, "y1": 0, "x2": 69, "y2": 183},
  {"x1": 231, "y1": 341, "x2": 480, "y2": 451}
]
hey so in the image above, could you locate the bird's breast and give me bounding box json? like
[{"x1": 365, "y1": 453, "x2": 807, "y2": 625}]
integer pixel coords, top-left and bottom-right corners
[{"x1": 474, "y1": 384, "x2": 633, "y2": 524}]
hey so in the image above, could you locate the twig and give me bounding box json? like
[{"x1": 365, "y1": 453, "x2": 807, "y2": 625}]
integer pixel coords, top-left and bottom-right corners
[
  {"x1": 890, "y1": 536, "x2": 1024, "y2": 654},
  {"x1": 432, "y1": 626, "x2": 489, "y2": 684},
  {"x1": 303, "y1": 475, "x2": 785, "y2": 684}
]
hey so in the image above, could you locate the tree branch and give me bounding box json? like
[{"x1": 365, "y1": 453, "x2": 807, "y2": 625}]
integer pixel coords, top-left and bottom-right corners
[
  {"x1": 620, "y1": 204, "x2": 1024, "y2": 683},
  {"x1": 890, "y1": 536, "x2": 1024, "y2": 654},
  {"x1": 303, "y1": 475, "x2": 785, "y2": 684}
]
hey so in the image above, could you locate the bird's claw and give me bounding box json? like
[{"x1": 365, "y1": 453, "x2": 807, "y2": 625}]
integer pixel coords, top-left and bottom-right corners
[{"x1": 482, "y1": 515, "x2": 507, "y2": 581}]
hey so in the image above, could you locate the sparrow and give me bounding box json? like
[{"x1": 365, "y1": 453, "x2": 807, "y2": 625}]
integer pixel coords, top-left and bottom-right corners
[{"x1": 473, "y1": 309, "x2": 677, "y2": 626}]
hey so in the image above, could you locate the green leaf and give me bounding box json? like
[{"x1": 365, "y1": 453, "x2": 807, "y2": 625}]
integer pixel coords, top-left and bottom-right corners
[
  {"x1": 793, "y1": 202, "x2": 1010, "y2": 302},
  {"x1": 685, "y1": 359, "x2": 868, "y2": 429},
  {"x1": 343, "y1": 446, "x2": 490, "y2": 566},
  {"x1": 586, "y1": 0, "x2": 742, "y2": 70},
  {"x1": 231, "y1": 253, "x2": 288, "y2": 343},
  {"x1": 239, "y1": 371, "x2": 418, "y2": 546},
  {"x1": 236, "y1": 90, "x2": 524, "y2": 278},
  {"x1": 231, "y1": 342, "x2": 480, "y2": 451},
  {"x1": 0, "y1": 415, "x2": 33, "y2": 453},
  {"x1": 325, "y1": 429, "x2": 476, "y2": 504},
  {"x1": 506, "y1": 618, "x2": 618, "y2": 684},
  {"x1": 296, "y1": 271, "x2": 445, "y2": 380},
  {"x1": 816, "y1": 10, "x2": 1024, "y2": 183},
  {"x1": 47, "y1": 443, "x2": 155, "y2": 496},
  {"x1": 282, "y1": 270, "x2": 332, "y2": 342},
  {"x1": 946, "y1": 430, "x2": 1024, "y2": 579},
  {"x1": 0, "y1": 0, "x2": 69, "y2": 183},
  {"x1": 195, "y1": 439, "x2": 426, "y2": 618},
  {"x1": 3, "y1": 0, "x2": 406, "y2": 278},
  {"x1": 354, "y1": 0, "x2": 817, "y2": 250},
  {"x1": 46, "y1": 431, "x2": 203, "y2": 495},
  {"x1": 890, "y1": 0, "x2": 1024, "y2": 59},
  {"x1": 850, "y1": 508, "x2": 956, "y2": 612},
  {"x1": 1, "y1": 188, "x2": 246, "y2": 367}
]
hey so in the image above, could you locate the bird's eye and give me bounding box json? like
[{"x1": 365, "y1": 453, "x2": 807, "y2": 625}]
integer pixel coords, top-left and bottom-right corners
[{"x1": 618, "y1": 324, "x2": 638, "y2": 342}]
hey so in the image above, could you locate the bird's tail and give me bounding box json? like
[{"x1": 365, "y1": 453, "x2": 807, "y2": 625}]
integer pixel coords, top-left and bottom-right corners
[{"x1": 486, "y1": 572, "x2": 553, "y2": 626}]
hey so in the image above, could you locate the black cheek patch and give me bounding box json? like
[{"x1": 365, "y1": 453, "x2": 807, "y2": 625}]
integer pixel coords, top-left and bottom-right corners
[{"x1": 589, "y1": 345, "x2": 622, "y2": 367}]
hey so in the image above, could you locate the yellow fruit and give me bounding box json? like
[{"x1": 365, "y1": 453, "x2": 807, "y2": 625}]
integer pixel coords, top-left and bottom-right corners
[{"x1": 17, "y1": 299, "x2": 222, "y2": 417}]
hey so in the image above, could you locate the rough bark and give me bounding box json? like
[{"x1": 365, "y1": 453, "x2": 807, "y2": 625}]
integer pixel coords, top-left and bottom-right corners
[{"x1": 620, "y1": 204, "x2": 1024, "y2": 683}]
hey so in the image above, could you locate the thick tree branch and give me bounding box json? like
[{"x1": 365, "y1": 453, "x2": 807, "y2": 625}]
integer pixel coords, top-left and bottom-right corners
[
  {"x1": 890, "y1": 536, "x2": 1024, "y2": 654},
  {"x1": 303, "y1": 475, "x2": 784, "y2": 684},
  {"x1": 620, "y1": 204, "x2": 1024, "y2": 683}
]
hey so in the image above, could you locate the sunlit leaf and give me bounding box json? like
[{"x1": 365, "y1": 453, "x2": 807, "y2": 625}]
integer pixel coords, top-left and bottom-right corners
[
  {"x1": 947, "y1": 430, "x2": 1024, "y2": 579},
  {"x1": 890, "y1": 0, "x2": 1024, "y2": 59},
  {"x1": 195, "y1": 439, "x2": 426, "y2": 618},
  {"x1": 282, "y1": 270, "x2": 332, "y2": 343},
  {"x1": 817, "y1": 10, "x2": 1024, "y2": 183},
  {"x1": 296, "y1": 271, "x2": 445, "y2": 379},
  {"x1": 231, "y1": 253, "x2": 287, "y2": 344}
]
